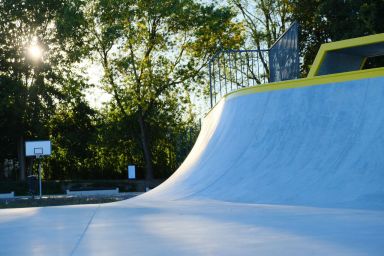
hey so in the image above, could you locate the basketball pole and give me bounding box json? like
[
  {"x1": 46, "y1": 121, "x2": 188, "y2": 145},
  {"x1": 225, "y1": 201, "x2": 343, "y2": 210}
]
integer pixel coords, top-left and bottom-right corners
[{"x1": 37, "y1": 155, "x2": 42, "y2": 199}]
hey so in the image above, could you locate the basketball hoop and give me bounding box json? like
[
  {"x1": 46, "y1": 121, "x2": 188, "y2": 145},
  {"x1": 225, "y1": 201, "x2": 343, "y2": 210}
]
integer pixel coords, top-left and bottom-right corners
[
  {"x1": 33, "y1": 147, "x2": 44, "y2": 156},
  {"x1": 25, "y1": 141, "x2": 51, "y2": 199}
]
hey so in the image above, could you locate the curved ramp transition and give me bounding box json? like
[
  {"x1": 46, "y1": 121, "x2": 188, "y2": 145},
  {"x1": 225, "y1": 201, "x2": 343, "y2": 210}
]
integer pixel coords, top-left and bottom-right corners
[{"x1": 142, "y1": 74, "x2": 384, "y2": 209}]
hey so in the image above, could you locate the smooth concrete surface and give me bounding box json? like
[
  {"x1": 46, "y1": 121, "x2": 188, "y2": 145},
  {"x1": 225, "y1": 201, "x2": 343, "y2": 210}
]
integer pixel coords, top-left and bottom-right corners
[
  {"x1": 1, "y1": 76, "x2": 384, "y2": 255},
  {"x1": 143, "y1": 76, "x2": 384, "y2": 209},
  {"x1": 0, "y1": 200, "x2": 383, "y2": 255}
]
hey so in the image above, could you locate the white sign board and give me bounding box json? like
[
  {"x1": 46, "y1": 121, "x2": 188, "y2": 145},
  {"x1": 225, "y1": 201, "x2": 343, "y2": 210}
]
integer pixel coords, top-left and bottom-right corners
[
  {"x1": 128, "y1": 165, "x2": 136, "y2": 179},
  {"x1": 25, "y1": 141, "x2": 51, "y2": 157}
]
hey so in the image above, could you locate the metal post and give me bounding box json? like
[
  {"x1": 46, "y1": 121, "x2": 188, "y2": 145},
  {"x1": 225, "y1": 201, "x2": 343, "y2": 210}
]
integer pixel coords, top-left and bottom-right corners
[
  {"x1": 240, "y1": 52, "x2": 245, "y2": 87},
  {"x1": 228, "y1": 52, "x2": 233, "y2": 91},
  {"x1": 246, "y1": 52, "x2": 250, "y2": 87},
  {"x1": 234, "y1": 52, "x2": 238, "y2": 88},
  {"x1": 257, "y1": 53, "x2": 260, "y2": 84},
  {"x1": 252, "y1": 52, "x2": 255, "y2": 86},
  {"x1": 38, "y1": 156, "x2": 42, "y2": 199},
  {"x1": 218, "y1": 56, "x2": 221, "y2": 98},
  {"x1": 209, "y1": 60, "x2": 213, "y2": 108},
  {"x1": 213, "y1": 59, "x2": 216, "y2": 105},
  {"x1": 223, "y1": 52, "x2": 227, "y2": 94}
]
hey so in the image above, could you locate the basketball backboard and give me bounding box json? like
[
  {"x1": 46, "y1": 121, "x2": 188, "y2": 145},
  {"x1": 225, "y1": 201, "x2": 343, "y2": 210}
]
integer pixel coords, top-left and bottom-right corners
[{"x1": 25, "y1": 140, "x2": 51, "y2": 157}]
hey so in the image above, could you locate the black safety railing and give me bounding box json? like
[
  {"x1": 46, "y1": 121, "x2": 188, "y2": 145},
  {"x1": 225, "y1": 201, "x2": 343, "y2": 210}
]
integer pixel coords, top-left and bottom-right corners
[
  {"x1": 208, "y1": 49, "x2": 270, "y2": 107},
  {"x1": 208, "y1": 22, "x2": 300, "y2": 108}
]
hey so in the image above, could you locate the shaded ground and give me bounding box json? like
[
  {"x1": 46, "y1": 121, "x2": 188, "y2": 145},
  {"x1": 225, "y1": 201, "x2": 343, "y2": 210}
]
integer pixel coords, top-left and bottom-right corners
[
  {"x1": 1, "y1": 199, "x2": 383, "y2": 255},
  {"x1": 0, "y1": 193, "x2": 140, "y2": 209}
]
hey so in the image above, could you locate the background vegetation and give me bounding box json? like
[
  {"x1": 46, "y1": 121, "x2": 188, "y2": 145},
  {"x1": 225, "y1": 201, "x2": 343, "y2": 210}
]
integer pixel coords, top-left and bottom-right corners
[{"x1": 1, "y1": 0, "x2": 383, "y2": 185}]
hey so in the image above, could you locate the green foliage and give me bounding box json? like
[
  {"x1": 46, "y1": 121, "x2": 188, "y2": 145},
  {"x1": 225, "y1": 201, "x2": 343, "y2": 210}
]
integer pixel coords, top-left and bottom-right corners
[
  {"x1": 229, "y1": 0, "x2": 293, "y2": 79},
  {"x1": 1, "y1": 0, "x2": 238, "y2": 182},
  {"x1": 230, "y1": 0, "x2": 292, "y2": 48},
  {"x1": 0, "y1": 77, "x2": 25, "y2": 158},
  {"x1": 46, "y1": 101, "x2": 98, "y2": 179},
  {"x1": 74, "y1": 0, "x2": 242, "y2": 179},
  {"x1": 292, "y1": 0, "x2": 384, "y2": 75},
  {"x1": 0, "y1": 0, "x2": 94, "y2": 179},
  {"x1": 2, "y1": 0, "x2": 381, "y2": 183}
]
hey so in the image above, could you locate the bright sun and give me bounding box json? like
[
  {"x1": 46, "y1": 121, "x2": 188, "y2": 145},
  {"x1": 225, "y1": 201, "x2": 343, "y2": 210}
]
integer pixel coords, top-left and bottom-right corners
[{"x1": 28, "y1": 44, "x2": 43, "y2": 61}]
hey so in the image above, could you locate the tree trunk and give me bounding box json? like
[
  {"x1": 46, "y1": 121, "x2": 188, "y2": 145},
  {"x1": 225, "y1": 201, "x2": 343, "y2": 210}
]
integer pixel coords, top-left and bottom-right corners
[
  {"x1": 17, "y1": 136, "x2": 26, "y2": 181},
  {"x1": 138, "y1": 112, "x2": 154, "y2": 180}
]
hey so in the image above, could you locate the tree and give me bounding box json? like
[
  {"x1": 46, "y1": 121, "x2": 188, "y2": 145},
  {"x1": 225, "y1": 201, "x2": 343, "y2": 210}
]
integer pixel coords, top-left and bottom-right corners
[
  {"x1": 79, "y1": 0, "x2": 243, "y2": 180},
  {"x1": 46, "y1": 94, "x2": 97, "y2": 180},
  {"x1": 0, "y1": 77, "x2": 25, "y2": 179},
  {"x1": 292, "y1": 0, "x2": 384, "y2": 75},
  {"x1": 0, "y1": 0, "x2": 60, "y2": 179},
  {"x1": 0, "y1": 0, "x2": 92, "y2": 180},
  {"x1": 229, "y1": 0, "x2": 293, "y2": 78}
]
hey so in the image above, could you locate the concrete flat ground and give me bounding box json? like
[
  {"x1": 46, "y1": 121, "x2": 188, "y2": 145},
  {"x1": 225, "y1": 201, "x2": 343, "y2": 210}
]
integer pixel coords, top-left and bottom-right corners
[{"x1": 0, "y1": 198, "x2": 383, "y2": 255}]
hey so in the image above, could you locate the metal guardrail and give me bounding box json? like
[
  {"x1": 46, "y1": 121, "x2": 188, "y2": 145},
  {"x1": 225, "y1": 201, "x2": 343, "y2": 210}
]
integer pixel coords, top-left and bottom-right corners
[
  {"x1": 208, "y1": 22, "x2": 300, "y2": 108},
  {"x1": 208, "y1": 49, "x2": 270, "y2": 107}
]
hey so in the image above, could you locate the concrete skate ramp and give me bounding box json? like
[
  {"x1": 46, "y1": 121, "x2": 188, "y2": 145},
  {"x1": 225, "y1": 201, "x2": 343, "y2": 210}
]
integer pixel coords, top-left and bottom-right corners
[{"x1": 142, "y1": 70, "x2": 384, "y2": 209}]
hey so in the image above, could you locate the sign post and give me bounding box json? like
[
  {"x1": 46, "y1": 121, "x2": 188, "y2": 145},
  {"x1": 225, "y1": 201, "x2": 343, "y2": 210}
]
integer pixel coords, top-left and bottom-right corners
[{"x1": 25, "y1": 141, "x2": 51, "y2": 199}]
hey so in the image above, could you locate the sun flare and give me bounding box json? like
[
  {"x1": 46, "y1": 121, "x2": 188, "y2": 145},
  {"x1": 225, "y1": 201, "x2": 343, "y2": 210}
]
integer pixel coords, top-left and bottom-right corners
[{"x1": 28, "y1": 44, "x2": 43, "y2": 61}]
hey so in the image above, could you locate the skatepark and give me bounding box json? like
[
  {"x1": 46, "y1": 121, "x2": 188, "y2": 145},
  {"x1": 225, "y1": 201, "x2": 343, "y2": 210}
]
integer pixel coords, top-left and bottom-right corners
[{"x1": 1, "y1": 34, "x2": 384, "y2": 255}]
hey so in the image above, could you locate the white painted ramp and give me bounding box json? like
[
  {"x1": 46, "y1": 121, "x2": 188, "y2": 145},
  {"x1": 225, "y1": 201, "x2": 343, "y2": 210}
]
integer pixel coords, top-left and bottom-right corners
[
  {"x1": 1, "y1": 76, "x2": 384, "y2": 255},
  {"x1": 141, "y1": 76, "x2": 384, "y2": 210}
]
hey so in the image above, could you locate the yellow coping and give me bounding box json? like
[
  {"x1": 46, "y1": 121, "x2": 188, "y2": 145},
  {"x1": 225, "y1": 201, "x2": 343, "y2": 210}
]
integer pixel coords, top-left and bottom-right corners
[
  {"x1": 225, "y1": 67, "x2": 384, "y2": 102},
  {"x1": 308, "y1": 33, "x2": 384, "y2": 78}
]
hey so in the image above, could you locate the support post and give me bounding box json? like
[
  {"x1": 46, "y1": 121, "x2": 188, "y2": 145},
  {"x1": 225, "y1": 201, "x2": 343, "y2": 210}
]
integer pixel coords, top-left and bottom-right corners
[
  {"x1": 38, "y1": 156, "x2": 42, "y2": 199},
  {"x1": 209, "y1": 60, "x2": 213, "y2": 108}
]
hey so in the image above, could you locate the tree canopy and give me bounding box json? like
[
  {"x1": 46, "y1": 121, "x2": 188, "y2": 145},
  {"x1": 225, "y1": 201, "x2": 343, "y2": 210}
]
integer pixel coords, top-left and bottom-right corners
[
  {"x1": 293, "y1": 0, "x2": 384, "y2": 75},
  {"x1": 0, "y1": 0, "x2": 242, "y2": 181},
  {"x1": 0, "y1": 0, "x2": 383, "y2": 182}
]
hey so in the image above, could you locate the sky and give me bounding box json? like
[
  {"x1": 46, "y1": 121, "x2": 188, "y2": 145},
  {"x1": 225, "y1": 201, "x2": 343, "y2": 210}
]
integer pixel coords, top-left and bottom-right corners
[{"x1": 81, "y1": 61, "x2": 112, "y2": 109}]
